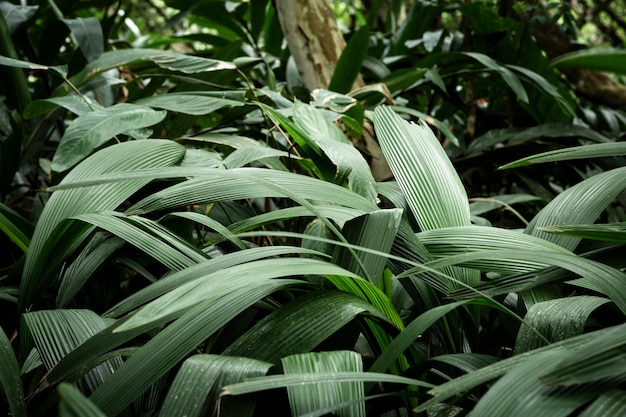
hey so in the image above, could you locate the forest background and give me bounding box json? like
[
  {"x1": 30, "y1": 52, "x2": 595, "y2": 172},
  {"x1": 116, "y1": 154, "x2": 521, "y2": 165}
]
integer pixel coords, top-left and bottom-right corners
[{"x1": 1, "y1": 0, "x2": 626, "y2": 416}]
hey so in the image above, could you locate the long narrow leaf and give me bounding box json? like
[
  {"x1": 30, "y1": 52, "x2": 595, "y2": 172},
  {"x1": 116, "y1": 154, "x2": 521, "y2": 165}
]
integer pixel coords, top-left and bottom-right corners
[{"x1": 0, "y1": 327, "x2": 25, "y2": 417}]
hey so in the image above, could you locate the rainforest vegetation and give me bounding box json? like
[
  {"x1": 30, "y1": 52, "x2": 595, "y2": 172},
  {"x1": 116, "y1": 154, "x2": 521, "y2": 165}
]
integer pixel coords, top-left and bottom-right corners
[{"x1": 1, "y1": 0, "x2": 626, "y2": 416}]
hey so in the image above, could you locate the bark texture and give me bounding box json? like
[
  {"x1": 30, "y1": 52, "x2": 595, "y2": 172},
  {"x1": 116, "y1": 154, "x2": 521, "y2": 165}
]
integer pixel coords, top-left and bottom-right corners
[{"x1": 275, "y1": 0, "x2": 349, "y2": 91}]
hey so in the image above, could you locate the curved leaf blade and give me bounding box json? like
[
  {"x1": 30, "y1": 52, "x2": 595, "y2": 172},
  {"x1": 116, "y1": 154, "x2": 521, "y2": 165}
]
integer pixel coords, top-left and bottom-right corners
[{"x1": 51, "y1": 104, "x2": 167, "y2": 172}]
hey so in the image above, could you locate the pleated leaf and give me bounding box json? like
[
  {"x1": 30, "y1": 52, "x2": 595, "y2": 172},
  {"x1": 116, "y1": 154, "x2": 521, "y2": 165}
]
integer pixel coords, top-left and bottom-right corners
[
  {"x1": 114, "y1": 258, "x2": 363, "y2": 333},
  {"x1": 72, "y1": 48, "x2": 235, "y2": 85},
  {"x1": 501, "y1": 142, "x2": 626, "y2": 169},
  {"x1": 0, "y1": 326, "x2": 25, "y2": 417},
  {"x1": 57, "y1": 232, "x2": 124, "y2": 307},
  {"x1": 374, "y1": 106, "x2": 470, "y2": 231},
  {"x1": 72, "y1": 212, "x2": 206, "y2": 271},
  {"x1": 514, "y1": 296, "x2": 610, "y2": 353},
  {"x1": 417, "y1": 323, "x2": 626, "y2": 412},
  {"x1": 160, "y1": 354, "x2": 272, "y2": 417},
  {"x1": 282, "y1": 351, "x2": 365, "y2": 417},
  {"x1": 58, "y1": 383, "x2": 106, "y2": 417},
  {"x1": 468, "y1": 350, "x2": 597, "y2": 417},
  {"x1": 222, "y1": 372, "x2": 431, "y2": 395},
  {"x1": 124, "y1": 168, "x2": 378, "y2": 215},
  {"x1": 20, "y1": 139, "x2": 185, "y2": 312},
  {"x1": 579, "y1": 390, "x2": 626, "y2": 417},
  {"x1": 103, "y1": 246, "x2": 317, "y2": 318},
  {"x1": 418, "y1": 225, "x2": 572, "y2": 272},
  {"x1": 398, "y1": 249, "x2": 626, "y2": 314},
  {"x1": 89, "y1": 281, "x2": 299, "y2": 416},
  {"x1": 332, "y1": 209, "x2": 403, "y2": 286},
  {"x1": 525, "y1": 167, "x2": 626, "y2": 251},
  {"x1": 23, "y1": 309, "x2": 121, "y2": 393},
  {"x1": 224, "y1": 290, "x2": 388, "y2": 363},
  {"x1": 374, "y1": 106, "x2": 478, "y2": 288},
  {"x1": 539, "y1": 222, "x2": 626, "y2": 243}
]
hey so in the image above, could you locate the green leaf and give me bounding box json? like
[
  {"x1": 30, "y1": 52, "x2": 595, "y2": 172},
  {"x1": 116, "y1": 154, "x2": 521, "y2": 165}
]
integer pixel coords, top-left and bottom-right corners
[
  {"x1": 292, "y1": 101, "x2": 377, "y2": 201},
  {"x1": 374, "y1": 107, "x2": 469, "y2": 231},
  {"x1": 465, "y1": 52, "x2": 528, "y2": 103},
  {"x1": 0, "y1": 326, "x2": 26, "y2": 417},
  {"x1": 123, "y1": 168, "x2": 378, "y2": 215},
  {"x1": 368, "y1": 301, "x2": 467, "y2": 374},
  {"x1": 72, "y1": 211, "x2": 206, "y2": 271},
  {"x1": 114, "y1": 258, "x2": 362, "y2": 333},
  {"x1": 103, "y1": 246, "x2": 315, "y2": 318},
  {"x1": 550, "y1": 48, "x2": 626, "y2": 74},
  {"x1": 374, "y1": 106, "x2": 477, "y2": 288},
  {"x1": 282, "y1": 351, "x2": 365, "y2": 417},
  {"x1": 417, "y1": 323, "x2": 626, "y2": 413},
  {"x1": 0, "y1": 54, "x2": 67, "y2": 77},
  {"x1": 58, "y1": 383, "x2": 107, "y2": 417},
  {"x1": 329, "y1": 26, "x2": 369, "y2": 93},
  {"x1": 0, "y1": 3, "x2": 37, "y2": 34},
  {"x1": 160, "y1": 355, "x2": 271, "y2": 417},
  {"x1": 133, "y1": 93, "x2": 243, "y2": 115},
  {"x1": 23, "y1": 95, "x2": 102, "y2": 118},
  {"x1": 51, "y1": 104, "x2": 167, "y2": 172},
  {"x1": 20, "y1": 139, "x2": 185, "y2": 313},
  {"x1": 72, "y1": 48, "x2": 236, "y2": 85},
  {"x1": 501, "y1": 142, "x2": 626, "y2": 169},
  {"x1": 506, "y1": 64, "x2": 575, "y2": 116},
  {"x1": 514, "y1": 296, "x2": 610, "y2": 353},
  {"x1": 525, "y1": 167, "x2": 626, "y2": 251},
  {"x1": 468, "y1": 350, "x2": 596, "y2": 417},
  {"x1": 0, "y1": 205, "x2": 30, "y2": 252},
  {"x1": 579, "y1": 390, "x2": 626, "y2": 417},
  {"x1": 539, "y1": 222, "x2": 626, "y2": 243},
  {"x1": 332, "y1": 209, "x2": 402, "y2": 286},
  {"x1": 89, "y1": 281, "x2": 298, "y2": 416},
  {"x1": 61, "y1": 18, "x2": 103, "y2": 61},
  {"x1": 417, "y1": 225, "x2": 572, "y2": 273},
  {"x1": 23, "y1": 310, "x2": 121, "y2": 392},
  {"x1": 224, "y1": 290, "x2": 388, "y2": 363},
  {"x1": 222, "y1": 372, "x2": 432, "y2": 396},
  {"x1": 57, "y1": 232, "x2": 123, "y2": 307}
]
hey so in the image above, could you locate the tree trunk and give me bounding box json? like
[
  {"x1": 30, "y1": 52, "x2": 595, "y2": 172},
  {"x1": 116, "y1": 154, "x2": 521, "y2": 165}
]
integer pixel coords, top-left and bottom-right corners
[{"x1": 275, "y1": 0, "x2": 360, "y2": 91}]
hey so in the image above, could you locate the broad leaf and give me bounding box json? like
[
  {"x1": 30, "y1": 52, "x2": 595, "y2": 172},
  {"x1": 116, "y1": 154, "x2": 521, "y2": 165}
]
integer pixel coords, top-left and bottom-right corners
[
  {"x1": 20, "y1": 139, "x2": 185, "y2": 312},
  {"x1": 501, "y1": 142, "x2": 626, "y2": 169},
  {"x1": 282, "y1": 351, "x2": 365, "y2": 417},
  {"x1": 58, "y1": 383, "x2": 106, "y2": 417},
  {"x1": 51, "y1": 103, "x2": 167, "y2": 172},
  {"x1": 550, "y1": 48, "x2": 626, "y2": 74},
  {"x1": 133, "y1": 93, "x2": 242, "y2": 115}
]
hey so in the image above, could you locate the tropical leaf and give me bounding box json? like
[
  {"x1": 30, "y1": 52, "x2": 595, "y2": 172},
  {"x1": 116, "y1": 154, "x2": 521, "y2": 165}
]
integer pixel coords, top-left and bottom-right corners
[
  {"x1": 89, "y1": 281, "x2": 301, "y2": 416},
  {"x1": 224, "y1": 290, "x2": 389, "y2": 363},
  {"x1": 0, "y1": 326, "x2": 25, "y2": 417},
  {"x1": 501, "y1": 142, "x2": 626, "y2": 169},
  {"x1": 133, "y1": 93, "x2": 243, "y2": 115},
  {"x1": 58, "y1": 383, "x2": 107, "y2": 417},
  {"x1": 514, "y1": 296, "x2": 610, "y2": 353},
  {"x1": 539, "y1": 222, "x2": 626, "y2": 243},
  {"x1": 20, "y1": 139, "x2": 185, "y2": 312},
  {"x1": 281, "y1": 351, "x2": 365, "y2": 417},
  {"x1": 525, "y1": 167, "x2": 626, "y2": 251},
  {"x1": 51, "y1": 104, "x2": 167, "y2": 172},
  {"x1": 61, "y1": 18, "x2": 103, "y2": 61},
  {"x1": 328, "y1": 25, "x2": 369, "y2": 93},
  {"x1": 23, "y1": 309, "x2": 122, "y2": 393},
  {"x1": 550, "y1": 48, "x2": 626, "y2": 74},
  {"x1": 159, "y1": 355, "x2": 271, "y2": 417}
]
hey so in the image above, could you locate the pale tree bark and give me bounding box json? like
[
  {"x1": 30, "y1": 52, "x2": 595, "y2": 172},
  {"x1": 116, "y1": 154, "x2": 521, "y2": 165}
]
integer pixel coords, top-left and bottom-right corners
[
  {"x1": 275, "y1": 0, "x2": 391, "y2": 181},
  {"x1": 274, "y1": 0, "x2": 363, "y2": 91}
]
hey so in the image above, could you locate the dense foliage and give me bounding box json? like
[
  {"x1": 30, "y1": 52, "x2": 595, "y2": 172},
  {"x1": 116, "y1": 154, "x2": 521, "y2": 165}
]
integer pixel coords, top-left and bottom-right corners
[{"x1": 1, "y1": 0, "x2": 626, "y2": 416}]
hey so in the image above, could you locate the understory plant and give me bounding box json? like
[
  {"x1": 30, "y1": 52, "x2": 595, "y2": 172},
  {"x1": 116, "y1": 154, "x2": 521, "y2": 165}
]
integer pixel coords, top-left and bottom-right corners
[{"x1": 1, "y1": 1, "x2": 626, "y2": 416}]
